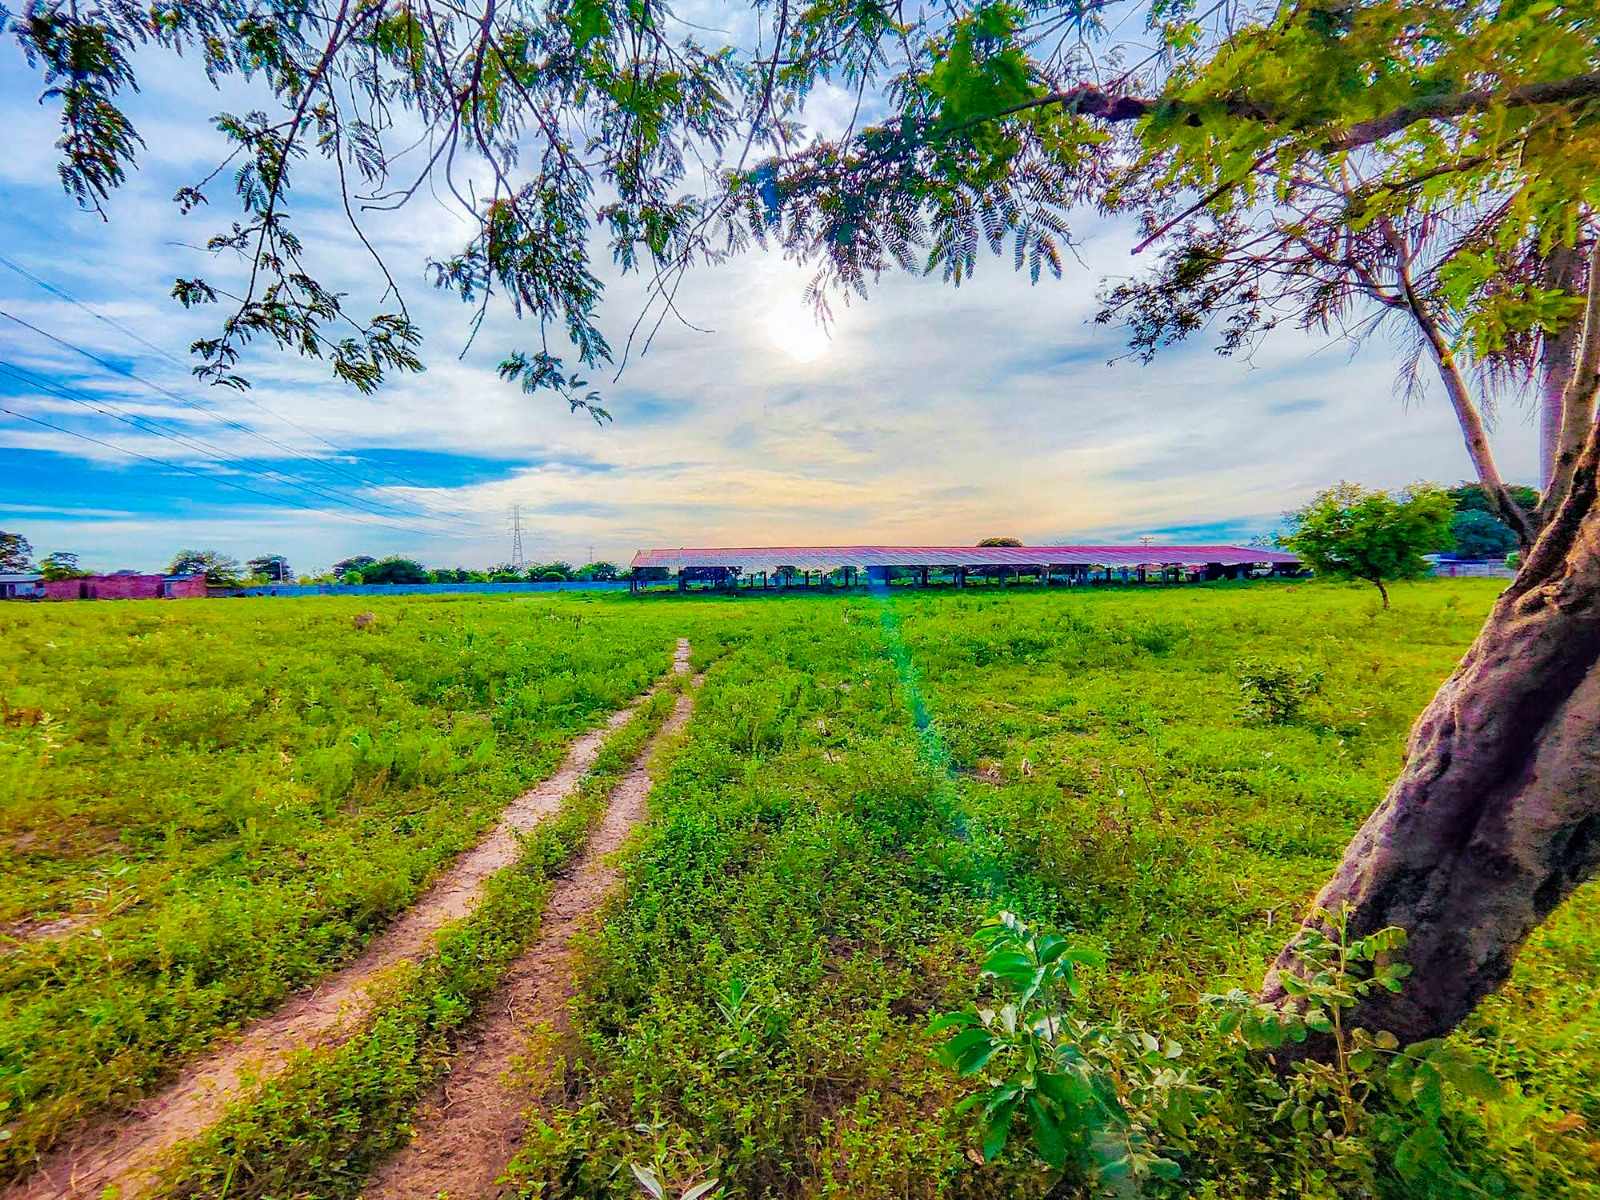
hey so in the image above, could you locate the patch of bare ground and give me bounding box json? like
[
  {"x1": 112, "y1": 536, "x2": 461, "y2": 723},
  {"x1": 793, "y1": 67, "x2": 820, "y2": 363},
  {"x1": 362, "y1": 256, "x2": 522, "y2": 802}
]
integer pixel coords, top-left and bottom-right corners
[
  {"x1": 359, "y1": 673, "x2": 702, "y2": 1200},
  {"x1": 0, "y1": 913, "x2": 95, "y2": 951},
  {"x1": 3, "y1": 640, "x2": 691, "y2": 1200}
]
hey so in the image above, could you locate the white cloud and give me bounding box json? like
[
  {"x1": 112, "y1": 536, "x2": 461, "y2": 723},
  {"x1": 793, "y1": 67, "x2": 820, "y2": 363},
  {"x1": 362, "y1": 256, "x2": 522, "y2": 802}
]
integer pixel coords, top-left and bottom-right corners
[{"x1": 0, "y1": 33, "x2": 1541, "y2": 573}]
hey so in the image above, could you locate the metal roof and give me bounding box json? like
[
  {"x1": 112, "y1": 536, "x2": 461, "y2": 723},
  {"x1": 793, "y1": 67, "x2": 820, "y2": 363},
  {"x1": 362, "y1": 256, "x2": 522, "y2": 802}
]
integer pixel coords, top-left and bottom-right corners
[{"x1": 631, "y1": 544, "x2": 1299, "y2": 571}]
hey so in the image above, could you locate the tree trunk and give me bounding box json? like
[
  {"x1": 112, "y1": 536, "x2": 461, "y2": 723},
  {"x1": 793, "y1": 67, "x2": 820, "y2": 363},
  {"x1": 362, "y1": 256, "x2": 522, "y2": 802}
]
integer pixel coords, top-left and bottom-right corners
[
  {"x1": 1263, "y1": 421, "x2": 1600, "y2": 1044},
  {"x1": 1539, "y1": 240, "x2": 1600, "y2": 524},
  {"x1": 1382, "y1": 219, "x2": 1539, "y2": 547},
  {"x1": 1538, "y1": 245, "x2": 1584, "y2": 494},
  {"x1": 1372, "y1": 578, "x2": 1390, "y2": 610}
]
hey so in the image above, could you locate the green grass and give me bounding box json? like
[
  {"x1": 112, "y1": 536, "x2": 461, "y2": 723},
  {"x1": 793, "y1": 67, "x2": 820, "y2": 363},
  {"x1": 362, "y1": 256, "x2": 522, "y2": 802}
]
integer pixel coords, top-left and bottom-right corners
[
  {"x1": 157, "y1": 678, "x2": 690, "y2": 1200},
  {"x1": 503, "y1": 581, "x2": 1599, "y2": 1199},
  {"x1": 0, "y1": 593, "x2": 688, "y2": 1176},
  {"x1": 2, "y1": 583, "x2": 1595, "y2": 1198}
]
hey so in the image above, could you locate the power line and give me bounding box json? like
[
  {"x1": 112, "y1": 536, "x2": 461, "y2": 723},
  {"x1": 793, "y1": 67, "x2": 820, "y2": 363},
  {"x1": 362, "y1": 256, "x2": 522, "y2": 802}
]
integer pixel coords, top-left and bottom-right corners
[
  {"x1": 0, "y1": 402, "x2": 439, "y2": 532},
  {"x1": 0, "y1": 332, "x2": 481, "y2": 535},
  {"x1": 0, "y1": 308, "x2": 482, "y2": 532},
  {"x1": 0, "y1": 252, "x2": 455, "y2": 500},
  {"x1": 0, "y1": 361, "x2": 466, "y2": 539},
  {"x1": 0, "y1": 359, "x2": 468, "y2": 537}
]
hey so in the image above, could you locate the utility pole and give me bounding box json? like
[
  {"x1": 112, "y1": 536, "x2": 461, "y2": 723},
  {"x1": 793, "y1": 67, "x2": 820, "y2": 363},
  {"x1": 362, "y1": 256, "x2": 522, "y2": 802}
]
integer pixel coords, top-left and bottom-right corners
[{"x1": 509, "y1": 504, "x2": 526, "y2": 571}]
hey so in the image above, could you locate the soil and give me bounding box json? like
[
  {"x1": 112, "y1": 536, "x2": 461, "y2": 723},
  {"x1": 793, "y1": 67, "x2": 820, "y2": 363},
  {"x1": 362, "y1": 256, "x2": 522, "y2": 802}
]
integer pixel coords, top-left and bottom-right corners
[
  {"x1": 5, "y1": 640, "x2": 692, "y2": 1200},
  {"x1": 360, "y1": 671, "x2": 700, "y2": 1200}
]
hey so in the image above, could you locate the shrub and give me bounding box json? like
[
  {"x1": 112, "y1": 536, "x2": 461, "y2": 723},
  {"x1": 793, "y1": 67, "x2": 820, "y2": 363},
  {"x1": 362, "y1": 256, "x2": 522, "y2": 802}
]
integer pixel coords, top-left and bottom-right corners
[
  {"x1": 1236, "y1": 659, "x2": 1324, "y2": 724},
  {"x1": 929, "y1": 911, "x2": 1206, "y2": 1191}
]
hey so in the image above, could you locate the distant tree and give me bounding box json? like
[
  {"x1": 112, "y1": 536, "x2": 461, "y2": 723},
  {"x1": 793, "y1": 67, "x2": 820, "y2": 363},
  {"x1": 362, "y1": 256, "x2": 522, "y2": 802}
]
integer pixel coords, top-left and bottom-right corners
[
  {"x1": 429, "y1": 567, "x2": 473, "y2": 584},
  {"x1": 167, "y1": 549, "x2": 243, "y2": 587},
  {"x1": 576, "y1": 561, "x2": 619, "y2": 581},
  {"x1": 1282, "y1": 483, "x2": 1455, "y2": 609},
  {"x1": 332, "y1": 555, "x2": 377, "y2": 577},
  {"x1": 246, "y1": 554, "x2": 294, "y2": 583},
  {"x1": 485, "y1": 562, "x2": 523, "y2": 582},
  {"x1": 526, "y1": 561, "x2": 573, "y2": 581},
  {"x1": 360, "y1": 557, "x2": 430, "y2": 585},
  {"x1": 38, "y1": 551, "x2": 89, "y2": 581},
  {"x1": 0, "y1": 532, "x2": 33, "y2": 573},
  {"x1": 1448, "y1": 483, "x2": 1541, "y2": 517},
  {"x1": 1448, "y1": 511, "x2": 1519, "y2": 560},
  {"x1": 977, "y1": 537, "x2": 1023, "y2": 547}
]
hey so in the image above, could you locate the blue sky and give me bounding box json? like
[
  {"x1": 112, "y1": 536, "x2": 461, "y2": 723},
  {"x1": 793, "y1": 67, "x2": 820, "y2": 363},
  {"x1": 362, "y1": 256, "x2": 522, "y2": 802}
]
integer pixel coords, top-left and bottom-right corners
[{"x1": 0, "y1": 29, "x2": 1541, "y2": 575}]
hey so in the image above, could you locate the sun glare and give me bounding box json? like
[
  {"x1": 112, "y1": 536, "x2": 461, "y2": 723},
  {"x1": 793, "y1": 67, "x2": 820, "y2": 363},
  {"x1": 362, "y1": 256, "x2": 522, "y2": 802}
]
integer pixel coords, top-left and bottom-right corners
[{"x1": 765, "y1": 299, "x2": 832, "y2": 363}]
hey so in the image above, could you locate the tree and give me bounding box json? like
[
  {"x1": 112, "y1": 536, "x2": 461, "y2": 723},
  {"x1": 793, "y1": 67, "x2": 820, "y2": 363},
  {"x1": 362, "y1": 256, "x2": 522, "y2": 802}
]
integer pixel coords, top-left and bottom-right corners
[
  {"x1": 331, "y1": 555, "x2": 377, "y2": 578},
  {"x1": 167, "y1": 549, "x2": 242, "y2": 587},
  {"x1": 976, "y1": 537, "x2": 1022, "y2": 547},
  {"x1": 38, "y1": 552, "x2": 88, "y2": 581},
  {"x1": 246, "y1": 554, "x2": 294, "y2": 583},
  {"x1": 735, "y1": 0, "x2": 1600, "y2": 1048},
  {"x1": 0, "y1": 532, "x2": 33, "y2": 573},
  {"x1": 16, "y1": 0, "x2": 1600, "y2": 1048},
  {"x1": 1448, "y1": 483, "x2": 1541, "y2": 518},
  {"x1": 1447, "y1": 511, "x2": 1518, "y2": 560},
  {"x1": 526, "y1": 561, "x2": 573, "y2": 581},
  {"x1": 1282, "y1": 484, "x2": 1455, "y2": 609},
  {"x1": 575, "y1": 561, "x2": 619, "y2": 580},
  {"x1": 360, "y1": 556, "x2": 430, "y2": 584}
]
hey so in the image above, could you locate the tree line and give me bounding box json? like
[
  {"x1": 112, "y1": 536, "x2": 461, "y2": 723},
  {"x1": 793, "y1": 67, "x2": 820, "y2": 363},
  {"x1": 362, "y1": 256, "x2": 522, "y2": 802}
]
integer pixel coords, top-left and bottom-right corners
[{"x1": 0, "y1": 535, "x2": 622, "y2": 587}]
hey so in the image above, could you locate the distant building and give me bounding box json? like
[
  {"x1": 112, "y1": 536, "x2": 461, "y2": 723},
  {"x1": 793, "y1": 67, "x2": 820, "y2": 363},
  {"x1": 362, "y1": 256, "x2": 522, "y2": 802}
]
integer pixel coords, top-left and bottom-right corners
[
  {"x1": 33, "y1": 573, "x2": 208, "y2": 601},
  {"x1": 0, "y1": 573, "x2": 44, "y2": 599},
  {"x1": 629, "y1": 544, "x2": 1302, "y2": 591}
]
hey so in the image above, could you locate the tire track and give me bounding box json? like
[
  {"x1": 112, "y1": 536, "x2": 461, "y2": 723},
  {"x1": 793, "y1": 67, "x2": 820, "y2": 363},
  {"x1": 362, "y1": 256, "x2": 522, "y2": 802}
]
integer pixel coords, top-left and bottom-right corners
[
  {"x1": 6, "y1": 640, "x2": 692, "y2": 1200},
  {"x1": 359, "y1": 673, "x2": 702, "y2": 1200}
]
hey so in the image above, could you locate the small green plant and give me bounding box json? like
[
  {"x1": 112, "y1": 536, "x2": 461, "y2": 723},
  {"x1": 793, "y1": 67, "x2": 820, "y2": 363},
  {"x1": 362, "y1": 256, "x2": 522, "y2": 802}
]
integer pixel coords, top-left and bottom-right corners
[
  {"x1": 1236, "y1": 658, "x2": 1324, "y2": 723},
  {"x1": 930, "y1": 911, "x2": 1206, "y2": 1192},
  {"x1": 629, "y1": 1162, "x2": 721, "y2": 1200},
  {"x1": 1211, "y1": 905, "x2": 1504, "y2": 1192}
]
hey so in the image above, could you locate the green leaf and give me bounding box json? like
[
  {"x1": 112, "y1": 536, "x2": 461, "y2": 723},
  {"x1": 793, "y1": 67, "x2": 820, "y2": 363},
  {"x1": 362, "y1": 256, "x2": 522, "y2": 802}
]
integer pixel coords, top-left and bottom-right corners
[{"x1": 982, "y1": 1093, "x2": 1022, "y2": 1161}]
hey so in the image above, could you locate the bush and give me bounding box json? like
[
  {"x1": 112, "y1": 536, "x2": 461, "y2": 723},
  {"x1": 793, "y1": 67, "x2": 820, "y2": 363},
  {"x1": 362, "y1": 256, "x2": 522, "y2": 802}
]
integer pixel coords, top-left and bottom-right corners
[{"x1": 1236, "y1": 658, "x2": 1324, "y2": 723}]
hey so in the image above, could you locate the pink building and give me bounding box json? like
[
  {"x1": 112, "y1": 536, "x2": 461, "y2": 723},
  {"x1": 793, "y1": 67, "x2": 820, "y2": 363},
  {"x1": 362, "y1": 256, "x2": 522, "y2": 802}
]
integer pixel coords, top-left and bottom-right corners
[{"x1": 41, "y1": 574, "x2": 207, "y2": 601}]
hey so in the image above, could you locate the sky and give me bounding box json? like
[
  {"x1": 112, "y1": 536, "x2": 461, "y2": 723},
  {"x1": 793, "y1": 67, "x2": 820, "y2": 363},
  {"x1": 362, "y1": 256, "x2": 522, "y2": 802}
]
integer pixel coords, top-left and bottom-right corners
[{"x1": 0, "y1": 21, "x2": 1542, "y2": 576}]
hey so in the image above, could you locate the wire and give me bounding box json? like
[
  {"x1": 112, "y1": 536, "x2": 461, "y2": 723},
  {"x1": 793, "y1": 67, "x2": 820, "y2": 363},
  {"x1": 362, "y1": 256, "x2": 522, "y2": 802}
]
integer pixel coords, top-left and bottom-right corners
[
  {"x1": 0, "y1": 308, "x2": 483, "y2": 529},
  {"x1": 0, "y1": 403, "x2": 436, "y2": 532},
  {"x1": 0, "y1": 360, "x2": 474, "y2": 539},
  {"x1": 0, "y1": 251, "x2": 456, "y2": 499},
  {"x1": 0, "y1": 324, "x2": 483, "y2": 534}
]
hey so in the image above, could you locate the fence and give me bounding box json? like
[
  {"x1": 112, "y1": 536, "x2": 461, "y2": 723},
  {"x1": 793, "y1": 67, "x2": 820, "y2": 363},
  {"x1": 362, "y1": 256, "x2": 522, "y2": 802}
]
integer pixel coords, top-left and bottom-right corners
[{"x1": 221, "y1": 580, "x2": 633, "y2": 598}]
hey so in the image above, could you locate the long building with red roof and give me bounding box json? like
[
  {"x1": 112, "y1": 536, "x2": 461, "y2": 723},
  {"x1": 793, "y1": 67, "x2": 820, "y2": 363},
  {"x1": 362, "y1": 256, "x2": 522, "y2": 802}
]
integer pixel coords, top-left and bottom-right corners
[{"x1": 628, "y1": 543, "x2": 1299, "y2": 589}]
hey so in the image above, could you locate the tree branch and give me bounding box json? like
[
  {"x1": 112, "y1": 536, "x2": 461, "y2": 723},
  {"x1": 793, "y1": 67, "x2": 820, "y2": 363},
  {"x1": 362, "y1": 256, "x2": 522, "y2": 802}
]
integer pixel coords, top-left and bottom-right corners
[{"x1": 1540, "y1": 237, "x2": 1600, "y2": 523}]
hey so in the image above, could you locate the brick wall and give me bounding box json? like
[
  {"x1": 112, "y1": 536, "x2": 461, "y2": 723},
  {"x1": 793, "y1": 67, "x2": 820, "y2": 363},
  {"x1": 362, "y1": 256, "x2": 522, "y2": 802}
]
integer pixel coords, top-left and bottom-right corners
[{"x1": 42, "y1": 574, "x2": 208, "y2": 600}]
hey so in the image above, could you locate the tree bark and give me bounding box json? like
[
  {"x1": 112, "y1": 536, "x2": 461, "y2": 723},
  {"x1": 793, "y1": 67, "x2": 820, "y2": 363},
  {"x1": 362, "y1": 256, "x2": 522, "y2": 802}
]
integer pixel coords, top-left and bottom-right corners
[
  {"x1": 1383, "y1": 221, "x2": 1539, "y2": 547},
  {"x1": 1537, "y1": 245, "x2": 1584, "y2": 494},
  {"x1": 1538, "y1": 239, "x2": 1600, "y2": 524},
  {"x1": 1263, "y1": 417, "x2": 1600, "y2": 1044}
]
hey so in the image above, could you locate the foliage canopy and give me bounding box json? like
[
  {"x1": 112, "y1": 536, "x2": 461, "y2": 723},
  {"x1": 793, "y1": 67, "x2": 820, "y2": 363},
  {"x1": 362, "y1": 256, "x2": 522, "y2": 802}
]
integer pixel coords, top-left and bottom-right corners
[{"x1": 1282, "y1": 481, "x2": 1456, "y2": 606}]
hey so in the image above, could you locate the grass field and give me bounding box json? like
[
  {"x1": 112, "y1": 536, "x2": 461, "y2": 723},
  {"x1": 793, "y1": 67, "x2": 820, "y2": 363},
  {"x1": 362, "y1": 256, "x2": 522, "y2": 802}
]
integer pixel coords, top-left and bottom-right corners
[{"x1": 1, "y1": 582, "x2": 1595, "y2": 1198}]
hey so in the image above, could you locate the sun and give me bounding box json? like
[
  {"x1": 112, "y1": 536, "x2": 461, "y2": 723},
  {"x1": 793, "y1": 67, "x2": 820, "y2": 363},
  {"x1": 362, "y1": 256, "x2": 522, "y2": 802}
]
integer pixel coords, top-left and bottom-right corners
[{"x1": 765, "y1": 299, "x2": 832, "y2": 363}]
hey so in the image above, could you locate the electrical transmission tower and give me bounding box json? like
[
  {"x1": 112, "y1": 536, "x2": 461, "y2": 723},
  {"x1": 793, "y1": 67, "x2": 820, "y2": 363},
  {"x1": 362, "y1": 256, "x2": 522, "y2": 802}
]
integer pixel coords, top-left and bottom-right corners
[{"x1": 509, "y1": 504, "x2": 527, "y2": 570}]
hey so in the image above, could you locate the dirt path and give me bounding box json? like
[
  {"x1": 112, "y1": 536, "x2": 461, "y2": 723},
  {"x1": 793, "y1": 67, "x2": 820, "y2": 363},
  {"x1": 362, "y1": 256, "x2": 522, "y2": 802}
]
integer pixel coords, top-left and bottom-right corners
[
  {"x1": 360, "y1": 674, "x2": 702, "y2": 1200},
  {"x1": 6, "y1": 641, "x2": 692, "y2": 1200}
]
